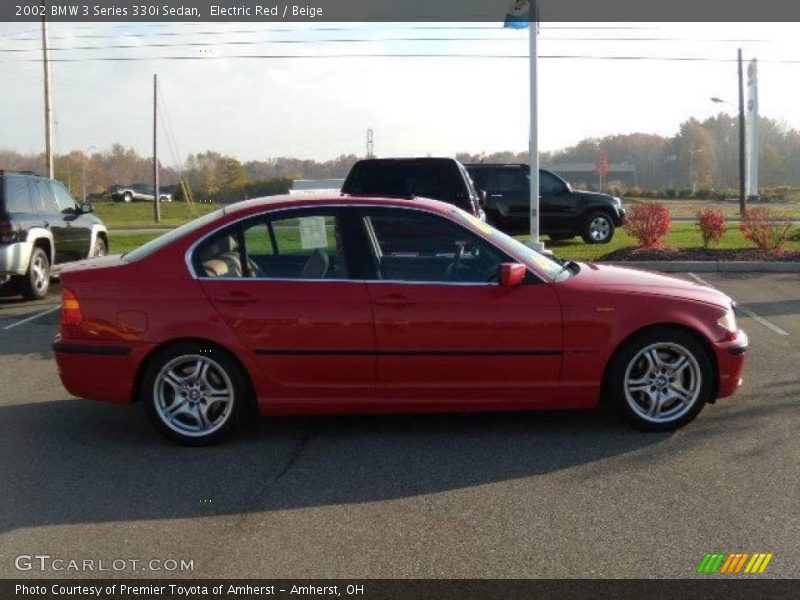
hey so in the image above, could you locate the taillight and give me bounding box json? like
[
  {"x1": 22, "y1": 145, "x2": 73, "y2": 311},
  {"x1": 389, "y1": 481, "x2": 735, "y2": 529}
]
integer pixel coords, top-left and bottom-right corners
[
  {"x1": 61, "y1": 287, "x2": 83, "y2": 326},
  {"x1": 0, "y1": 219, "x2": 16, "y2": 243}
]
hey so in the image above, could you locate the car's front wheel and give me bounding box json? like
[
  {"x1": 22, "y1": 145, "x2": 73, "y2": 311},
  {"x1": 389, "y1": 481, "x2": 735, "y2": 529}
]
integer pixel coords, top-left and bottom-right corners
[
  {"x1": 581, "y1": 211, "x2": 615, "y2": 244},
  {"x1": 17, "y1": 246, "x2": 50, "y2": 300},
  {"x1": 607, "y1": 329, "x2": 714, "y2": 431},
  {"x1": 141, "y1": 343, "x2": 248, "y2": 445},
  {"x1": 123, "y1": 193, "x2": 133, "y2": 203}
]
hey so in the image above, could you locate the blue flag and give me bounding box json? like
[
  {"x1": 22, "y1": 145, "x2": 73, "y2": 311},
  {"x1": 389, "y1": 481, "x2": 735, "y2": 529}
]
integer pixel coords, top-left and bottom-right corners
[{"x1": 504, "y1": 0, "x2": 530, "y2": 28}]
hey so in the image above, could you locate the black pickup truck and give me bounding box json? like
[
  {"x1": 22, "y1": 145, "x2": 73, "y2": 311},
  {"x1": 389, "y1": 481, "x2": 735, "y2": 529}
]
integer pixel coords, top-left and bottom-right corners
[
  {"x1": 466, "y1": 163, "x2": 626, "y2": 244},
  {"x1": 341, "y1": 158, "x2": 486, "y2": 221}
]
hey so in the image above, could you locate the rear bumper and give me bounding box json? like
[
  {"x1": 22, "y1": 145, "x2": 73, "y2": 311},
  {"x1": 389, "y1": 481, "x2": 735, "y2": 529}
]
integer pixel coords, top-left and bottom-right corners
[
  {"x1": 0, "y1": 241, "x2": 32, "y2": 276},
  {"x1": 53, "y1": 337, "x2": 154, "y2": 404},
  {"x1": 714, "y1": 329, "x2": 748, "y2": 399}
]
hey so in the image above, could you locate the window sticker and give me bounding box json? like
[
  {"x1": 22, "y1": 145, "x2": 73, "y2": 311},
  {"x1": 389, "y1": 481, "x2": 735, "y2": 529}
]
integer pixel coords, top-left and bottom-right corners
[{"x1": 298, "y1": 216, "x2": 329, "y2": 249}]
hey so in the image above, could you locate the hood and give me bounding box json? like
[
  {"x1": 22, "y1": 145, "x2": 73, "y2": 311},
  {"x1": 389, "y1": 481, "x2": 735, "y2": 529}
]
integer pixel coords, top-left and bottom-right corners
[
  {"x1": 573, "y1": 189, "x2": 617, "y2": 201},
  {"x1": 571, "y1": 262, "x2": 732, "y2": 308}
]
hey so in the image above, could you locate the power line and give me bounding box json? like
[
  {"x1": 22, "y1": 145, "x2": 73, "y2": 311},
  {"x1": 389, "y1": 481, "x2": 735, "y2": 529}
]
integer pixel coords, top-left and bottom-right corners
[
  {"x1": 4, "y1": 24, "x2": 656, "y2": 41},
  {"x1": 11, "y1": 53, "x2": 800, "y2": 64},
  {"x1": 0, "y1": 36, "x2": 773, "y2": 54}
]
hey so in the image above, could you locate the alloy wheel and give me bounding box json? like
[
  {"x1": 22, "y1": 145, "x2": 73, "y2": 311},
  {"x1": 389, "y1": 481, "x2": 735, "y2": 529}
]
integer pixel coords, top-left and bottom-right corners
[
  {"x1": 31, "y1": 253, "x2": 48, "y2": 292},
  {"x1": 589, "y1": 216, "x2": 611, "y2": 242},
  {"x1": 153, "y1": 355, "x2": 234, "y2": 438},
  {"x1": 623, "y1": 342, "x2": 702, "y2": 424}
]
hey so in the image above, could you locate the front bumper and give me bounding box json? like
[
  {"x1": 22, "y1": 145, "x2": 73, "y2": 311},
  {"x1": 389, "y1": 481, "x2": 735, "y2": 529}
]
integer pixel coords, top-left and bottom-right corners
[{"x1": 714, "y1": 329, "x2": 748, "y2": 399}]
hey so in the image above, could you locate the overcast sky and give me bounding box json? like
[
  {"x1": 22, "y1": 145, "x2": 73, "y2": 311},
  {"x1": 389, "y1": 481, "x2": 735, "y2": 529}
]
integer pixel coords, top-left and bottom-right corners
[{"x1": 0, "y1": 22, "x2": 798, "y2": 167}]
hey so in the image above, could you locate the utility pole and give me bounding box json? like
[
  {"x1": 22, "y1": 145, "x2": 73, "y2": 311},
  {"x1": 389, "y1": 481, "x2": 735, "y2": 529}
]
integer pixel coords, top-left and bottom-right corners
[
  {"x1": 153, "y1": 73, "x2": 161, "y2": 223},
  {"x1": 737, "y1": 48, "x2": 747, "y2": 216},
  {"x1": 527, "y1": 12, "x2": 543, "y2": 251},
  {"x1": 366, "y1": 128, "x2": 375, "y2": 158},
  {"x1": 41, "y1": 1, "x2": 54, "y2": 178}
]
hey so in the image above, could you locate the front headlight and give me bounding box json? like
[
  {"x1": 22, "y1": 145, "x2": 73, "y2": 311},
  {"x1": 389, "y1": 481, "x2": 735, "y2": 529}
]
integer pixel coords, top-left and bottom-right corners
[{"x1": 717, "y1": 306, "x2": 738, "y2": 333}]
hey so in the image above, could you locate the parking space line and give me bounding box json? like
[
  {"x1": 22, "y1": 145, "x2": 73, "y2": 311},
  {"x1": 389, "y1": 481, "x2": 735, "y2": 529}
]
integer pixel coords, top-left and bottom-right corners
[
  {"x1": 687, "y1": 272, "x2": 789, "y2": 337},
  {"x1": 2, "y1": 305, "x2": 60, "y2": 330}
]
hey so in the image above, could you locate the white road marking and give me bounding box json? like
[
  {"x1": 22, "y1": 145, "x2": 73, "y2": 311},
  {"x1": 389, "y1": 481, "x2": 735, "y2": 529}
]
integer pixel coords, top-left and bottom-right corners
[
  {"x1": 2, "y1": 305, "x2": 60, "y2": 330},
  {"x1": 688, "y1": 272, "x2": 789, "y2": 337}
]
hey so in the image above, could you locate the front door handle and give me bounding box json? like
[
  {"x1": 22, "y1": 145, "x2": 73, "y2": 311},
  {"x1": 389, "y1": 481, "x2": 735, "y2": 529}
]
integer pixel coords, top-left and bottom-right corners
[{"x1": 374, "y1": 294, "x2": 417, "y2": 308}]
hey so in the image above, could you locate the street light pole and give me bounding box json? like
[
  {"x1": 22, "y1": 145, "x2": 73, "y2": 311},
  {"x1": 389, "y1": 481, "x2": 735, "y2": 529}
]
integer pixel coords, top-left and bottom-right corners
[{"x1": 737, "y1": 48, "x2": 747, "y2": 216}]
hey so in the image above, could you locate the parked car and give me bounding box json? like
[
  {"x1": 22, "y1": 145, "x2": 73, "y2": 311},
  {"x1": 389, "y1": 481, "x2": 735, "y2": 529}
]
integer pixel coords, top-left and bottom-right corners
[
  {"x1": 0, "y1": 170, "x2": 108, "y2": 299},
  {"x1": 53, "y1": 194, "x2": 747, "y2": 445},
  {"x1": 466, "y1": 164, "x2": 626, "y2": 243},
  {"x1": 110, "y1": 183, "x2": 172, "y2": 203},
  {"x1": 342, "y1": 158, "x2": 485, "y2": 220}
]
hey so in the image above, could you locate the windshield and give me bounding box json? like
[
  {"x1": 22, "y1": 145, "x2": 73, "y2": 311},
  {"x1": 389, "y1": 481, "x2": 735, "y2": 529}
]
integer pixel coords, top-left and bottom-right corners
[
  {"x1": 451, "y1": 208, "x2": 569, "y2": 281},
  {"x1": 123, "y1": 208, "x2": 224, "y2": 262}
]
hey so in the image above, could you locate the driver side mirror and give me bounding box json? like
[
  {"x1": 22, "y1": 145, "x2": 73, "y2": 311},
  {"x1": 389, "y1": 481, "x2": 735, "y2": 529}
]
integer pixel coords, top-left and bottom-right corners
[
  {"x1": 80, "y1": 203, "x2": 93, "y2": 214},
  {"x1": 499, "y1": 262, "x2": 527, "y2": 287}
]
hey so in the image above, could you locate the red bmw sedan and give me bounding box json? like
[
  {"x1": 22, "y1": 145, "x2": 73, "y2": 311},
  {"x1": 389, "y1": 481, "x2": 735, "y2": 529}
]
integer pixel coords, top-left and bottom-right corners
[{"x1": 53, "y1": 195, "x2": 748, "y2": 445}]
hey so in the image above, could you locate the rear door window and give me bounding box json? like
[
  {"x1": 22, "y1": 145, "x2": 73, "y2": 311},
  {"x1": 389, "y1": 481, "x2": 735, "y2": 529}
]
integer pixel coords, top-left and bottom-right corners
[
  {"x1": 3, "y1": 176, "x2": 33, "y2": 214},
  {"x1": 494, "y1": 170, "x2": 528, "y2": 193}
]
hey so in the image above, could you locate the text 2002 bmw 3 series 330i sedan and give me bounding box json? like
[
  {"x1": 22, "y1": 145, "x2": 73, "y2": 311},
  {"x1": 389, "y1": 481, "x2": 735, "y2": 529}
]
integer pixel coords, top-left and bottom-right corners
[{"x1": 53, "y1": 195, "x2": 748, "y2": 445}]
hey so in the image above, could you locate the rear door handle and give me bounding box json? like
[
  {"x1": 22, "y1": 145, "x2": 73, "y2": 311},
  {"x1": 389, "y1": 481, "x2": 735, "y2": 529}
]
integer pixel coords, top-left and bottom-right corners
[
  {"x1": 374, "y1": 294, "x2": 417, "y2": 308},
  {"x1": 213, "y1": 291, "x2": 258, "y2": 305}
]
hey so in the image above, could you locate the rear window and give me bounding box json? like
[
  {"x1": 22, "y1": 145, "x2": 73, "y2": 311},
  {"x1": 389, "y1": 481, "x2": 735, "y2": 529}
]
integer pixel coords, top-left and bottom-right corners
[
  {"x1": 343, "y1": 161, "x2": 470, "y2": 208},
  {"x1": 3, "y1": 177, "x2": 33, "y2": 214},
  {"x1": 123, "y1": 208, "x2": 225, "y2": 262}
]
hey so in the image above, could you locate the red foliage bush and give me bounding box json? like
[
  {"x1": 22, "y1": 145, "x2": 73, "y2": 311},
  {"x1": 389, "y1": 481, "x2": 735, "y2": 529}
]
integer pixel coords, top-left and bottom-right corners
[
  {"x1": 626, "y1": 203, "x2": 671, "y2": 248},
  {"x1": 739, "y1": 208, "x2": 794, "y2": 251},
  {"x1": 697, "y1": 209, "x2": 727, "y2": 248}
]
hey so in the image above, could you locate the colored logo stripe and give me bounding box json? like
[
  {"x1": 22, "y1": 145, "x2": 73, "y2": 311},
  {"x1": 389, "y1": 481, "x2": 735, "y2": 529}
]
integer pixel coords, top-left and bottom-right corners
[{"x1": 697, "y1": 553, "x2": 774, "y2": 574}]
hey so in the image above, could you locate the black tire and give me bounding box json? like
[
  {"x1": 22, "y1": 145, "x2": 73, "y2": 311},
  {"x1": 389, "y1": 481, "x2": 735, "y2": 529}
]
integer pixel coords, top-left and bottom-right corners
[
  {"x1": 141, "y1": 342, "x2": 249, "y2": 445},
  {"x1": 92, "y1": 237, "x2": 107, "y2": 258},
  {"x1": 17, "y1": 246, "x2": 50, "y2": 300},
  {"x1": 123, "y1": 193, "x2": 133, "y2": 203},
  {"x1": 606, "y1": 328, "x2": 714, "y2": 432},
  {"x1": 548, "y1": 233, "x2": 574, "y2": 242},
  {"x1": 581, "y1": 211, "x2": 615, "y2": 244}
]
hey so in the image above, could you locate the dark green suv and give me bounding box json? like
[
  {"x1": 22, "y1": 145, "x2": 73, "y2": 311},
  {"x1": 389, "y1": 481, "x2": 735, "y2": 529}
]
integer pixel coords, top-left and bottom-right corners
[{"x1": 0, "y1": 171, "x2": 108, "y2": 299}]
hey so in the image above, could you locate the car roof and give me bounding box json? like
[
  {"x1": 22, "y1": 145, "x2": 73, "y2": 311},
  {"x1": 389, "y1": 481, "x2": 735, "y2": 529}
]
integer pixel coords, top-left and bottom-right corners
[{"x1": 220, "y1": 193, "x2": 456, "y2": 218}]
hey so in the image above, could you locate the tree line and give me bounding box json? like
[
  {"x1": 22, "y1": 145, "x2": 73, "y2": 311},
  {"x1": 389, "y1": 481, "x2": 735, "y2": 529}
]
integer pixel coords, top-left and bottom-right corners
[{"x1": 1, "y1": 114, "x2": 799, "y2": 202}]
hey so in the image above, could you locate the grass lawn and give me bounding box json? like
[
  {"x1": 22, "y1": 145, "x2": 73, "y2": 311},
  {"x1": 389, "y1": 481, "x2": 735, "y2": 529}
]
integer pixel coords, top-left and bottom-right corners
[
  {"x1": 110, "y1": 222, "x2": 800, "y2": 261},
  {"x1": 94, "y1": 201, "x2": 220, "y2": 229}
]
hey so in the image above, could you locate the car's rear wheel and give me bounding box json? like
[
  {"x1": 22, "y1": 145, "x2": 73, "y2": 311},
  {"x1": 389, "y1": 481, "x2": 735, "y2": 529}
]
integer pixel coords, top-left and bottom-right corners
[
  {"x1": 607, "y1": 329, "x2": 714, "y2": 431},
  {"x1": 141, "y1": 342, "x2": 248, "y2": 445},
  {"x1": 17, "y1": 246, "x2": 50, "y2": 300},
  {"x1": 581, "y1": 211, "x2": 615, "y2": 244},
  {"x1": 123, "y1": 193, "x2": 133, "y2": 203}
]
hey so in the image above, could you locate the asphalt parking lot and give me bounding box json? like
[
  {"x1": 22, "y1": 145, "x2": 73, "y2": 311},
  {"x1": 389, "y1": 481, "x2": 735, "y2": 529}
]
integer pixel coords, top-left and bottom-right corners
[{"x1": 0, "y1": 272, "x2": 798, "y2": 579}]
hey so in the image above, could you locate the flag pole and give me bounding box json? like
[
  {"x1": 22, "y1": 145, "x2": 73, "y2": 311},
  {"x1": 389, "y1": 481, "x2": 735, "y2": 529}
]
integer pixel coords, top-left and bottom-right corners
[{"x1": 527, "y1": 6, "x2": 544, "y2": 251}]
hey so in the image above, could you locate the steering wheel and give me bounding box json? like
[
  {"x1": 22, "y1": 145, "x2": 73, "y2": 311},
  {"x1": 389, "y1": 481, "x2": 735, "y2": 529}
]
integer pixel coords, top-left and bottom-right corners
[{"x1": 442, "y1": 241, "x2": 467, "y2": 281}]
